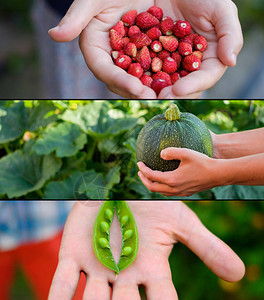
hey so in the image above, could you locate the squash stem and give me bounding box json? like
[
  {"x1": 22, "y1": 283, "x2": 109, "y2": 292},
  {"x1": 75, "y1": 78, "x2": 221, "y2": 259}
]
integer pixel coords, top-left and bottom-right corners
[{"x1": 164, "y1": 103, "x2": 181, "y2": 121}]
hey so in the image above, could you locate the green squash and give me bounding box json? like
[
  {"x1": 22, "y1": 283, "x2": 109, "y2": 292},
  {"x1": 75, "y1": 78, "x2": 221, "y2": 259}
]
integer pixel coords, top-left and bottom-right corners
[{"x1": 136, "y1": 103, "x2": 213, "y2": 172}]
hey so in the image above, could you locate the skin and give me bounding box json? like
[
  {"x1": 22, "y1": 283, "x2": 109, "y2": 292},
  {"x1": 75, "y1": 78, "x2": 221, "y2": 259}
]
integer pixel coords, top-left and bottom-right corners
[
  {"x1": 48, "y1": 0, "x2": 243, "y2": 99},
  {"x1": 138, "y1": 128, "x2": 264, "y2": 197},
  {"x1": 48, "y1": 201, "x2": 245, "y2": 300}
]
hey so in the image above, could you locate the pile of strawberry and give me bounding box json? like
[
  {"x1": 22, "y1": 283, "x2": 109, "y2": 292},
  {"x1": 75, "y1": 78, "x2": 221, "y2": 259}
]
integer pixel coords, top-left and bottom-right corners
[{"x1": 109, "y1": 6, "x2": 207, "y2": 95}]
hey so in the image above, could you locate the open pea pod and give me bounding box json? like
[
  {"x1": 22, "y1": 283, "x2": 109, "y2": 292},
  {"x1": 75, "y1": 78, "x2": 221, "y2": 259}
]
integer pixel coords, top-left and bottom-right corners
[{"x1": 93, "y1": 200, "x2": 139, "y2": 274}]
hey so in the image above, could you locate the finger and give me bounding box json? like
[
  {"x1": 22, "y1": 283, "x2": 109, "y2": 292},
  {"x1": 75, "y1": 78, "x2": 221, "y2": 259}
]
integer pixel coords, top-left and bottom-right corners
[
  {"x1": 213, "y1": 1, "x2": 243, "y2": 66},
  {"x1": 158, "y1": 86, "x2": 202, "y2": 99},
  {"x1": 160, "y1": 147, "x2": 192, "y2": 161},
  {"x1": 48, "y1": 260, "x2": 81, "y2": 300},
  {"x1": 112, "y1": 283, "x2": 141, "y2": 300},
  {"x1": 48, "y1": 0, "x2": 100, "y2": 42},
  {"x1": 83, "y1": 277, "x2": 111, "y2": 300},
  {"x1": 171, "y1": 56, "x2": 227, "y2": 96},
  {"x1": 145, "y1": 278, "x2": 178, "y2": 300},
  {"x1": 177, "y1": 204, "x2": 245, "y2": 282},
  {"x1": 137, "y1": 162, "x2": 172, "y2": 184}
]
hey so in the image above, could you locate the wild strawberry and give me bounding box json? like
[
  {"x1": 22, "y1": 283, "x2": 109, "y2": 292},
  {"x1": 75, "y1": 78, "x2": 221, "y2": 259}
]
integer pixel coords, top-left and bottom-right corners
[
  {"x1": 194, "y1": 36, "x2": 207, "y2": 51},
  {"x1": 193, "y1": 50, "x2": 203, "y2": 60},
  {"x1": 160, "y1": 17, "x2": 174, "y2": 35},
  {"x1": 136, "y1": 46, "x2": 151, "y2": 70},
  {"x1": 123, "y1": 37, "x2": 130, "y2": 46},
  {"x1": 179, "y1": 69, "x2": 190, "y2": 77},
  {"x1": 128, "y1": 25, "x2": 141, "y2": 38},
  {"x1": 127, "y1": 63, "x2": 143, "y2": 78},
  {"x1": 180, "y1": 33, "x2": 198, "y2": 46},
  {"x1": 111, "y1": 20, "x2": 126, "y2": 37},
  {"x1": 110, "y1": 29, "x2": 125, "y2": 50},
  {"x1": 151, "y1": 41, "x2": 162, "y2": 53},
  {"x1": 178, "y1": 42, "x2": 193, "y2": 56},
  {"x1": 140, "y1": 75, "x2": 153, "y2": 87},
  {"x1": 147, "y1": 6, "x2": 163, "y2": 20},
  {"x1": 158, "y1": 50, "x2": 171, "y2": 60},
  {"x1": 130, "y1": 33, "x2": 152, "y2": 49},
  {"x1": 124, "y1": 26, "x2": 129, "y2": 36},
  {"x1": 171, "y1": 52, "x2": 182, "y2": 68},
  {"x1": 159, "y1": 36, "x2": 178, "y2": 52},
  {"x1": 122, "y1": 10, "x2": 137, "y2": 26},
  {"x1": 136, "y1": 12, "x2": 159, "y2": 29},
  {"x1": 111, "y1": 50, "x2": 124, "y2": 60},
  {"x1": 162, "y1": 57, "x2": 177, "y2": 74},
  {"x1": 153, "y1": 71, "x2": 172, "y2": 85},
  {"x1": 124, "y1": 42, "x2": 137, "y2": 58},
  {"x1": 173, "y1": 20, "x2": 191, "y2": 38},
  {"x1": 146, "y1": 27, "x2": 162, "y2": 40},
  {"x1": 151, "y1": 79, "x2": 168, "y2": 95},
  {"x1": 151, "y1": 57, "x2": 163, "y2": 72},
  {"x1": 182, "y1": 54, "x2": 201, "y2": 71},
  {"x1": 115, "y1": 55, "x2": 132, "y2": 70},
  {"x1": 149, "y1": 50, "x2": 157, "y2": 59},
  {"x1": 171, "y1": 72, "x2": 181, "y2": 84}
]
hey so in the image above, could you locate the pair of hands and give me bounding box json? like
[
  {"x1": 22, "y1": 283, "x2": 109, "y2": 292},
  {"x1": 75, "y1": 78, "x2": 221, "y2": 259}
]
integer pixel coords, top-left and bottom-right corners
[
  {"x1": 49, "y1": 0, "x2": 243, "y2": 99},
  {"x1": 48, "y1": 201, "x2": 245, "y2": 300}
]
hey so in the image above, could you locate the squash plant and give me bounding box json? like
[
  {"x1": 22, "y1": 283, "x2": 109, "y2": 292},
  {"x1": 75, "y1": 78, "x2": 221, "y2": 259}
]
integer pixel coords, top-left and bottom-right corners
[{"x1": 0, "y1": 99, "x2": 264, "y2": 200}]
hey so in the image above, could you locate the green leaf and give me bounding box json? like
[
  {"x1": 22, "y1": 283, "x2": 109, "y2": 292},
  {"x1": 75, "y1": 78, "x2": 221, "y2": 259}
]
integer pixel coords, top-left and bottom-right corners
[
  {"x1": 0, "y1": 149, "x2": 61, "y2": 198},
  {"x1": 33, "y1": 122, "x2": 87, "y2": 157},
  {"x1": 105, "y1": 165, "x2": 121, "y2": 189},
  {"x1": 213, "y1": 185, "x2": 264, "y2": 200}
]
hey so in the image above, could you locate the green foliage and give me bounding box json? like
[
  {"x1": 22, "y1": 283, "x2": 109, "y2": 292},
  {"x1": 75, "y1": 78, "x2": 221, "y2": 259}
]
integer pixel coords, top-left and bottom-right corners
[{"x1": 0, "y1": 100, "x2": 264, "y2": 200}]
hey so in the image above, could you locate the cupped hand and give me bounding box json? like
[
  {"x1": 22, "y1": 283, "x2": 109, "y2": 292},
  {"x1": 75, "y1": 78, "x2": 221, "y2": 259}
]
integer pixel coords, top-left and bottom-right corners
[
  {"x1": 48, "y1": 201, "x2": 245, "y2": 300},
  {"x1": 48, "y1": 0, "x2": 243, "y2": 99}
]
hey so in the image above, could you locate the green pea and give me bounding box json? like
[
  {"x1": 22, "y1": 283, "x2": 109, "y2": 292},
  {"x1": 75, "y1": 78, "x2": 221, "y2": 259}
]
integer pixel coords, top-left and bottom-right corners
[
  {"x1": 120, "y1": 215, "x2": 130, "y2": 226},
  {"x1": 100, "y1": 221, "x2": 110, "y2": 233},
  {"x1": 98, "y1": 237, "x2": 109, "y2": 249},
  {"x1": 104, "y1": 208, "x2": 113, "y2": 222},
  {"x1": 124, "y1": 229, "x2": 134, "y2": 240},
  {"x1": 122, "y1": 246, "x2": 133, "y2": 256}
]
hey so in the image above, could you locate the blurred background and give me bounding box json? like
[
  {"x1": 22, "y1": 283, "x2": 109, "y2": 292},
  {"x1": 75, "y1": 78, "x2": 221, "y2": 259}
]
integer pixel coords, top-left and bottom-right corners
[{"x1": 0, "y1": 0, "x2": 264, "y2": 98}]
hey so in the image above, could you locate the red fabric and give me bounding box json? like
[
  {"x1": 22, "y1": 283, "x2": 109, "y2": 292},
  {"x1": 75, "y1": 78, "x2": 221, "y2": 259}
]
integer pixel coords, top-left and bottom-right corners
[{"x1": 0, "y1": 231, "x2": 86, "y2": 300}]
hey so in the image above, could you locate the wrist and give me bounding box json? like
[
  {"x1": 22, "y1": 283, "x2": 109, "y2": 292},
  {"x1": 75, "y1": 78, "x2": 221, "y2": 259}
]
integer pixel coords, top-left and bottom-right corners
[{"x1": 211, "y1": 158, "x2": 235, "y2": 187}]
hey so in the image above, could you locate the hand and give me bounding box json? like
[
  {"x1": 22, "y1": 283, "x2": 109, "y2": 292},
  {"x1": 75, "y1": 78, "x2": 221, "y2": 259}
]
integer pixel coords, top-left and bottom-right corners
[
  {"x1": 48, "y1": 0, "x2": 243, "y2": 99},
  {"x1": 48, "y1": 201, "x2": 245, "y2": 299},
  {"x1": 137, "y1": 148, "x2": 223, "y2": 197}
]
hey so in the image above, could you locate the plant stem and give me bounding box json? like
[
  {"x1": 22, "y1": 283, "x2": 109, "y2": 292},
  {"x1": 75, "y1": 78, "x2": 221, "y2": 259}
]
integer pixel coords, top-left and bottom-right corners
[{"x1": 3, "y1": 143, "x2": 11, "y2": 154}]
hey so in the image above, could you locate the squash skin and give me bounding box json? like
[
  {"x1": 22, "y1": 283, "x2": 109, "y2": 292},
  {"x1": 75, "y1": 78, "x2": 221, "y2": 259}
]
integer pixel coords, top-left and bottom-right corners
[{"x1": 136, "y1": 108, "x2": 213, "y2": 172}]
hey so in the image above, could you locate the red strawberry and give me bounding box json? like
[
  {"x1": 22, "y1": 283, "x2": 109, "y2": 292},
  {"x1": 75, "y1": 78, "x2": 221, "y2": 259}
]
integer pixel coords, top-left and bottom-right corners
[
  {"x1": 111, "y1": 50, "x2": 124, "y2": 60},
  {"x1": 127, "y1": 63, "x2": 143, "y2": 78},
  {"x1": 182, "y1": 54, "x2": 201, "y2": 71},
  {"x1": 153, "y1": 71, "x2": 172, "y2": 85},
  {"x1": 130, "y1": 33, "x2": 152, "y2": 49},
  {"x1": 194, "y1": 36, "x2": 207, "y2": 52},
  {"x1": 123, "y1": 37, "x2": 130, "y2": 46},
  {"x1": 171, "y1": 72, "x2": 181, "y2": 84},
  {"x1": 159, "y1": 36, "x2": 178, "y2": 52},
  {"x1": 140, "y1": 75, "x2": 153, "y2": 87},
  {"x1": 122, "y1": 10, "x2": 137, "y2": 26},
  {"x1": 111, "y1": 20, "x2": 125, "y2": 37},
  {"x1": 115, "y1": 55, "x2": 132, "y2": 70},
  {"x1": 128, "y1": 25, "x2": 141, "y2": 38},
  {"x1": 171, "y1": 52, "x2": 182, "y2": 68},
  {"x1": 192, "y1": 50, "x2": 203, "y2": 60},
  {"x1": 146, "y1": 27, "x2": 162, "y2": 40},
  {"x1": 163, "y1": 57, "x2": 177, "y2": 74},
  {"x1": 110, "y1": 29, "x2": 125, "y2": 50},
  {"x1": 151, "y1": 79, "x2": 168, "y2": 95},
  {"x1": 124, "y1": 42, "x2": 137, "y2": 58},
  {"x1": 151, "y1": 41, "x2": 162, "y2": 53},
  {"x1": 179, "y1": 69, "x2": 189, "y2": 77},
  {"x1": 180, "y1": 33, "x2": 198, "y2": 46},
  {"x1": 147, "y1": 6, "x2": 163, "y2": 20},
  {"x1": 178, "y1": 42, "x2": 193, "y2": 56},
  {"x1": 160, "y1": 16, "x2": 174, "y2": 35},
  {"x1": 173, "y1": 20, "x2": 191, "y2": 38},
  {"x1": 149, "y1": 49, "x2": 158, "y2": 59},
  {"x1": 151, "y1": 57, "x2": 163, "y2": 72},
  {"x1": 158, "y1": 50, "x2": 171, "y2": 60},
  {"x1": 136, "y1": 12, "x2": 159, "y2": 29},
  {"x1": 136, "y1": 46, "x2": 151, "y2": 71}
]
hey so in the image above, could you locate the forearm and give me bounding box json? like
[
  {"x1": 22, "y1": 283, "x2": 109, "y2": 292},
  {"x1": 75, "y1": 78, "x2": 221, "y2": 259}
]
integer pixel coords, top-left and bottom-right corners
[
  {"x1": 215, "y1": 153, "x2": 264, "y2": 186},
  {"x1": 213, "y1": 128, "x2": 264, "y2": 159}
]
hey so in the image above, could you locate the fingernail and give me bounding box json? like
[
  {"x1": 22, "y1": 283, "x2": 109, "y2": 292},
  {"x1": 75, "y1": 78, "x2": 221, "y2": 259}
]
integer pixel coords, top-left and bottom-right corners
[
  {"x1": 160, "y1": 150, "x2": 165, "y2": 158},
  {"x1": 48, "y1": 26, "x2": 60, "y2": 34},
  {"x1": 231, "y1": 53, "x2": 237, "y2": 65}
]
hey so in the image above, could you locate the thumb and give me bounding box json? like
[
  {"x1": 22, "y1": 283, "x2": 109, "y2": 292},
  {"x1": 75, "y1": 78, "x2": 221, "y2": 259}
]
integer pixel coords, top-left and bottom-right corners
[
  {"x1": 48, "y1": 0, "x2": 100, "y2": 42},
  {"x1": 160, "y1": 147, "x2": 190, "y2": 161},
  {"x1": 213, "y1": 1, "x2": 243, "y2": 67}
]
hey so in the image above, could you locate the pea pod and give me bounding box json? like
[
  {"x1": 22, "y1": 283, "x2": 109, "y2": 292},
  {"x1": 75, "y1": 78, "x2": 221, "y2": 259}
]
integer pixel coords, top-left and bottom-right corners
[{"x1": 93, "y1": 200, "x2": 139, "y2": 273}]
